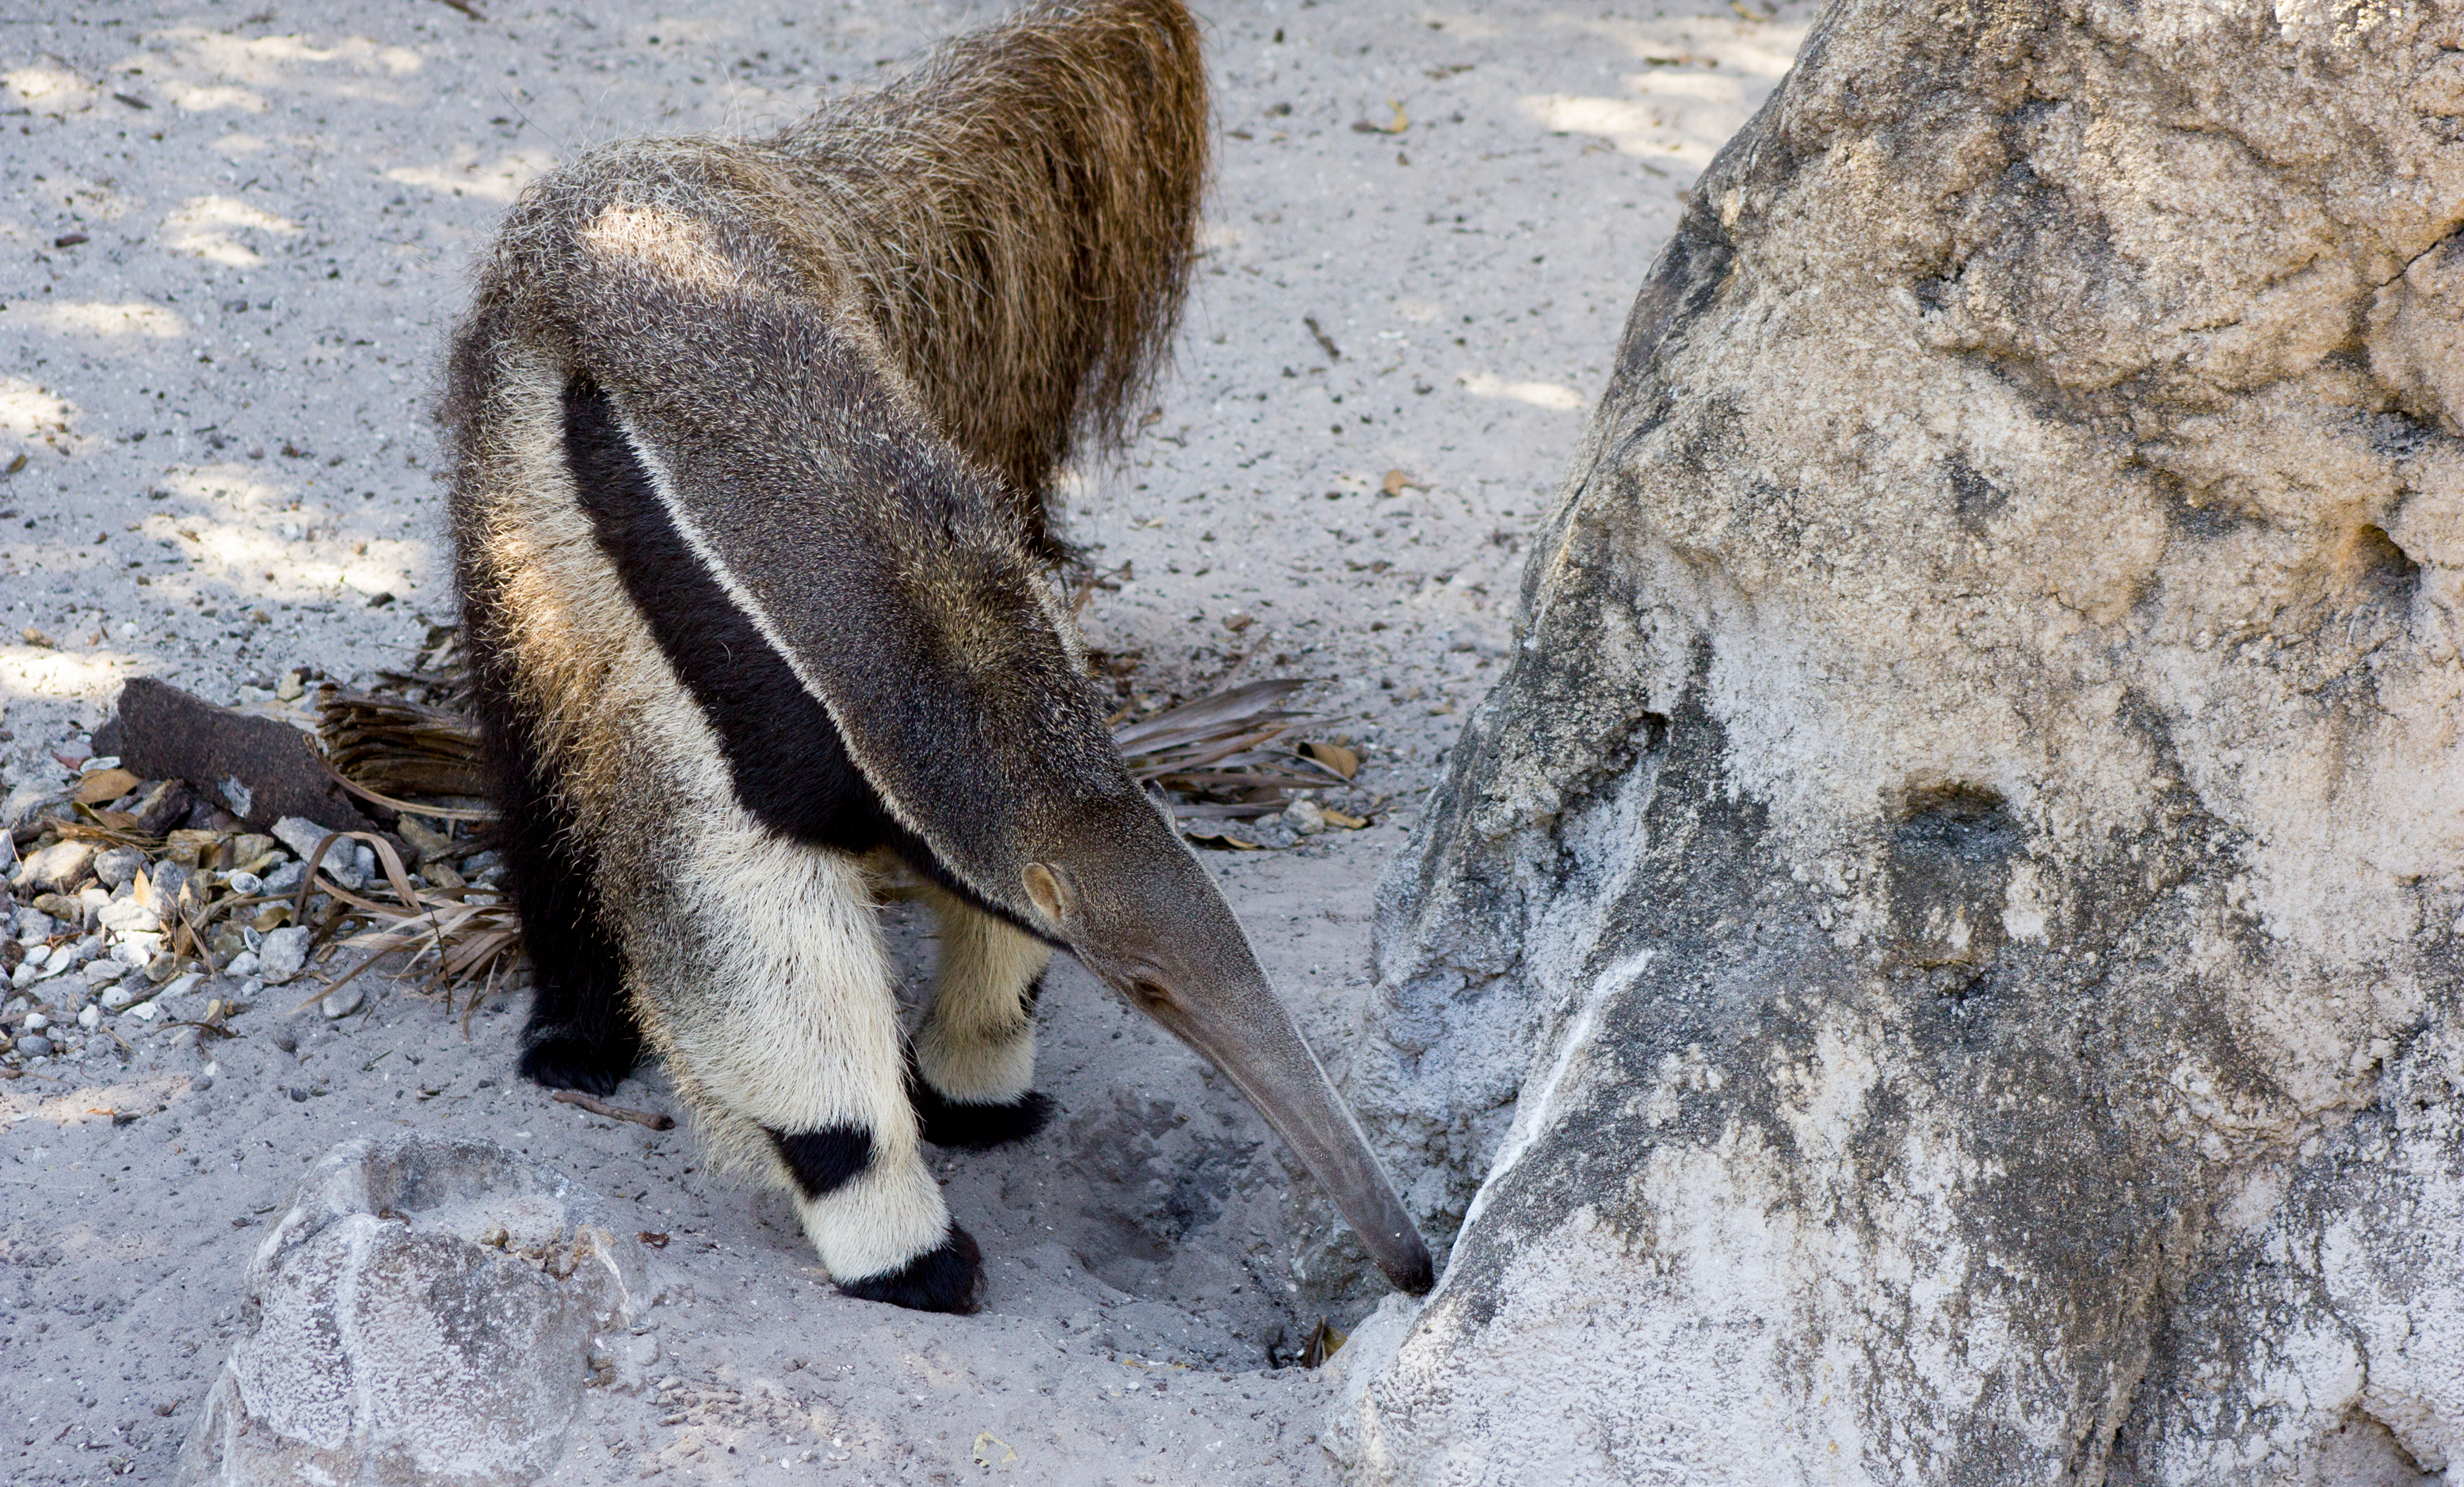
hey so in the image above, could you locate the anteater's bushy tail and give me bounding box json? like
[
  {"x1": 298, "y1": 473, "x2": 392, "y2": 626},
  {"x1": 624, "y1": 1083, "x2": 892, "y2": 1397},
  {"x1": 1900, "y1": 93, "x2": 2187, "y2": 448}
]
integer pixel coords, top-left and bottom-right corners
[{"x1": 772, "y1": 0, "x2": 1208, "y2": 504}]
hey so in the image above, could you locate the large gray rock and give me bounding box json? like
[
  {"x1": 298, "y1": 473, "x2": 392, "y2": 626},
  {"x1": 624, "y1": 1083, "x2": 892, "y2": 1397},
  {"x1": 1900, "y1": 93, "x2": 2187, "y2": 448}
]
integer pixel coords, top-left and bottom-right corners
[
  {"x1": 180, "y1": 1135, "x2": 647, "y2": 1487},
  {"x1": 1328, "y1": 0, "x2": 2464, "y2": 1481}
]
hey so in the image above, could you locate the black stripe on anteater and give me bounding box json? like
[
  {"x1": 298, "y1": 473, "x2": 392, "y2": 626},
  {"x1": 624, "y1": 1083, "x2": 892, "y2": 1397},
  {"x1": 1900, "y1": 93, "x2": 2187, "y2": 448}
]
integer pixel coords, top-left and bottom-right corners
[
  {"x1": 837, "y1": 1224, "x2": 982, "y2": 1314},
  {"x1": 559, "y1": 374, "x2": 1043, "y2": 938},
  {"x1": 461, "y1": 476, "x2": 640, "y2": 1097},
  {"x1": 766, "y1": 1125, "x2": 875, "y2": 1200}
]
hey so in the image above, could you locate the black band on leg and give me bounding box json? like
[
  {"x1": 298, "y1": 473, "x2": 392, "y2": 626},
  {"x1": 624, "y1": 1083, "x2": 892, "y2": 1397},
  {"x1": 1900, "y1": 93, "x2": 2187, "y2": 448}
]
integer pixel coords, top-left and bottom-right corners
[
  {"x1": 906, "y1": 1053, "x2": 1053, "y2": 1150},
  {"x1": 766, "y1": 1125, "x2": 875, "y2": 1200},
  {"x1": 836, "y1": 1223, "x2": 981, "y2": 1314}
]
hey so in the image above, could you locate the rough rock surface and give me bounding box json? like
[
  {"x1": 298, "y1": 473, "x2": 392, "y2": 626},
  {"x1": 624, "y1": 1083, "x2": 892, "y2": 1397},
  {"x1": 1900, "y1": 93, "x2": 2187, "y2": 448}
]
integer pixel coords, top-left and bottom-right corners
[
  {"x1": 179, "y1": 1134, "x2": 646, "y2": 1487},
  {"x1": 1330, "y1": 0, "x2": 2464, "y2": 1481}
]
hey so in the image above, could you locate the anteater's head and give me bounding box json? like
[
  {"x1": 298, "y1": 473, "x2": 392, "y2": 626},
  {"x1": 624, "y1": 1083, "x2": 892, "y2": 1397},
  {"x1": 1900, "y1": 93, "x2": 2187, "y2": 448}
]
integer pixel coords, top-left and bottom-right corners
[{"x1": 1017, "y1": 795, "x2": 1436, "y2": 1296}]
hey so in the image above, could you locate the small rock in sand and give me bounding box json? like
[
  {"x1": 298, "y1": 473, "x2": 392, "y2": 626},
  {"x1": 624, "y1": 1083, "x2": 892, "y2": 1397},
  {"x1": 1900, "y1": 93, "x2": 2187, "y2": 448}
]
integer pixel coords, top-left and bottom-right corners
[
  {"x1": 257, "y1": 925, "x2": 313, "y2": 984},
  {"x1": 101, "y1": 979, "x2": 145, "y2": 1011},
  {"x1": 320, "y1": 982, "x2": 364, "y2": 1020},
  {"x1": 97, "y1": 896, "x2": 162, "y2": 935},
  {"x1": 179, "y1": 1134, "x2": 646, "y2": 1487},
  {"x1": 18, "y1": 841, "x2": 96, "y2": 896},
  {"x1": 223, "y1": 950, "x2": 260, "y2": 979},
  {"x1": 93, "y1": 845, "x2": 148, "y2": 889},
  {"x1": 76, "y1": 1003, "x2": 100, "y2": 1030},
  {"x1": 15, "y1": 1034, "x2": 51, "y2": 1058}
]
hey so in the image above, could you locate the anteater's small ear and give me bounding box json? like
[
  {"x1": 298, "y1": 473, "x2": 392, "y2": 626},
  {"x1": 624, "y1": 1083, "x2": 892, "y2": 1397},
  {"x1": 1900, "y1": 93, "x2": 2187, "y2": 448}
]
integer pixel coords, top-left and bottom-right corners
[{"x1": 1022, "y1": 862, "x2": 1072, "y2": 926}]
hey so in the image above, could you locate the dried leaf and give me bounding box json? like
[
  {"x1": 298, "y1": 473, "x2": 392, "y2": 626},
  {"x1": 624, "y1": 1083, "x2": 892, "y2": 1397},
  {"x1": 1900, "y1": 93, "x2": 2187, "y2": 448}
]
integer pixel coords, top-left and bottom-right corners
[
  {"x1": 1297, "y1": 740, "x2": 1360, "y2": 780},
  {"x1": 1321, "y1": 807, "x2": 1368, "y2": 829},
  {"x1": 73, "y1": 768, "x2": 140, "y2": 806},
  {"x1": 1181, "y1": 824, "x2": 1264, "y2": 851},
  {"x1": 1379, "y1": 468, "x2": 1426, "y2": 497}
]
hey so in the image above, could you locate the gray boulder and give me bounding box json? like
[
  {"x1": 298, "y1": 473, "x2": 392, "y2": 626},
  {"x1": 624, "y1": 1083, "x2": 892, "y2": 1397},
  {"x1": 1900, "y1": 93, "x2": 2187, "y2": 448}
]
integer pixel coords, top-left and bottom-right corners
[
  {"x1": 180, "y1": 1134, "x2": 648, "y2": 1487},
  {"x1": 1327, "y1": 0, "x2": 2464, "y2": 1480}
]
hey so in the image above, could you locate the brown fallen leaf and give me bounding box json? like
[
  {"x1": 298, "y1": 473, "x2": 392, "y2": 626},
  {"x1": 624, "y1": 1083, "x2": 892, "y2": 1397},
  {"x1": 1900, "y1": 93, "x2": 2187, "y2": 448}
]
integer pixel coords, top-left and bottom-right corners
[
  {"x1": 638, "y1": 1231, "x2": 671, "y2": 1249},
  {"x1": 73, "y1": 768, "x2": 141, "y2": 806},
  {"x1": 1297, "y1": 740, "x2": 1360, "y2": 780},
  {"x1": 1182, "y1": 824, "x2": 1264, "y2": 851},
  {"x1": 1380, "y1": 468, "x2": 1428, "y2": 497},
  {"x1": 1321, "y1": 807, "x2": 1368, "y2": 830}
]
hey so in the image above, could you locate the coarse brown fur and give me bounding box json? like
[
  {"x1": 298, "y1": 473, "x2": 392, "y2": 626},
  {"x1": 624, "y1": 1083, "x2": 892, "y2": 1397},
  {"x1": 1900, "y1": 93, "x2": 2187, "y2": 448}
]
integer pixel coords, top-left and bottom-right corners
[
  {"x1": 442, "y1": 0, "x2": 1213, "y2": 1309},
  {"x1": 441, "y1": 0, "x2": 1432, "y2": 1309}
]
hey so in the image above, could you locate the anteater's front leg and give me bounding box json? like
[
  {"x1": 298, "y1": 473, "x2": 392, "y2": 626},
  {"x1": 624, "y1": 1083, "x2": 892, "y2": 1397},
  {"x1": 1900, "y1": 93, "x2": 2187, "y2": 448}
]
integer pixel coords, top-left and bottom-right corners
[
  {"x1": 910, "y1": 884, "x2": 1053, "y2": 1149},
  {"x1": 638, "y1": 838, "x2": 979, "y2": 1313}
]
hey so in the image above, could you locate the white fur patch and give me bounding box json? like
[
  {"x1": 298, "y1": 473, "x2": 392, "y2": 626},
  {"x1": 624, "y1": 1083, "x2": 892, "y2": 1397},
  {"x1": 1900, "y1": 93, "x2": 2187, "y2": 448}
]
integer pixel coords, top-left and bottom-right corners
[{"x1": 914, "y1": 886, "x2": 1048, "y2": 1104}]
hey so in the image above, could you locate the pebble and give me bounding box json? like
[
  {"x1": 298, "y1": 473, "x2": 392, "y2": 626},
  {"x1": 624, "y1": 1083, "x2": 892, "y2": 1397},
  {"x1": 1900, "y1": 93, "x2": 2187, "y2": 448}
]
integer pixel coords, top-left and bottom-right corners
[
  {"x1": 16, "y1": 1034, "x2": 51, "y2": 1058},
  {"x1": 11, "y1": 906, "x2": 54, "y2": 939},
  {"x1": 10, "y1": 962, "x2": 36, "y2": 990},
  {"x1": 76, "y1": 1003, "x2": 100, "y2": 1030},
  {"x1": 1283, "y1": 797, "x2": 1328, "y2": 835},
  {"x1": 24, "y1": 1011, "x2": 50, "y2": 1033},
  {"x1": 149, "y1": 861, "x2": 197, "y2": 910},
  {"x1": 261, "y1": 861, "x2": 307, "y2": 895},
  {"x1": 100, "y1": 980, "x2": 145, "y2": 1011},
  {"x1": 127, "y1": 1000, "x2": 162, "y2": 1022},
  {"x1": 84, "y1": 957, "x2": 130, "y2": 986},
  {"x1": 145, "y1": 951, "x2": 180, "y2": 982},
  {"x1": 270, "y1": 818, "x2": 363, "y2": 886},
  {"x1": 322, "y1": 982, "x2": 364, "y2": 1020},
  {"x1": 111, "y1": 940, "x2": 152, "y2": 969},
  {"x1": 160, "y1": 970, "x2": 204, "y2": 1001},
  {"x1": 18, "y1": 841, "x2": 96, "y2": 896},
  {"x1": 258, "y1": 925, "x2": 314, "y2": 984},
  {"x1": 227, "y1": 870, "x2": 265, "y2": 897},
  {"x1": 97, "y1": 897, "x2": 162, "y2": 935},
  {"x1": 270, "y1": 817, "x2": 334, "y2": 861},
  {"x1": 93, "y1": 846, "x2": 148, "y2": 889},
  {"x1": 224, "y1": 950, "x2": 261, "y2": 979}
]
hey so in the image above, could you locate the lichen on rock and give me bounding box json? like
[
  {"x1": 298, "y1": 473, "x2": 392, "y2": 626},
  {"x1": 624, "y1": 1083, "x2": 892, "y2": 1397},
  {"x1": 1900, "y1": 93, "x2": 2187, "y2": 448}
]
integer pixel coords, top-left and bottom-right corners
[{"x1": 1329, "y1": 0, "x2": 2464, "y2": 1480}]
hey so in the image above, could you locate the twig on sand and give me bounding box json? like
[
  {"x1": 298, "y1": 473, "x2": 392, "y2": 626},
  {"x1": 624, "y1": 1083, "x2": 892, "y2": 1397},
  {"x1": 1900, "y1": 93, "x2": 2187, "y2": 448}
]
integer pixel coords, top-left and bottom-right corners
[
  {"x1": 551, "y1": 1089, "x2": 675, "y2": 1130},
  {"x1": 436, "y1": 0, "x2": 488, "y2": 20}
]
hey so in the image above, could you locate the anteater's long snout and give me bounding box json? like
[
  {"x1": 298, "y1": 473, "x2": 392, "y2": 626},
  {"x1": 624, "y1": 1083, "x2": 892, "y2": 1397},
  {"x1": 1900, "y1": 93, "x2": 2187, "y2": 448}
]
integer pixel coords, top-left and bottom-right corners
[
  {"x1": 1125, "y1": 970, "x2": 1436, "y2": 1294},
  {"x1": 1028, "y1": 814, "x2": 1436, "y2": 1296}
]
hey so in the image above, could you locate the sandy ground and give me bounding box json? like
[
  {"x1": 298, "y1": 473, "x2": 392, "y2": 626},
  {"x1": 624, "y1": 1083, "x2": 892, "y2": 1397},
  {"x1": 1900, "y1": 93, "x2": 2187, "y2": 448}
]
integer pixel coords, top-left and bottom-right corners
[{"x1": 0, "y1": 1, "x2": 1810, "y2": 1481}]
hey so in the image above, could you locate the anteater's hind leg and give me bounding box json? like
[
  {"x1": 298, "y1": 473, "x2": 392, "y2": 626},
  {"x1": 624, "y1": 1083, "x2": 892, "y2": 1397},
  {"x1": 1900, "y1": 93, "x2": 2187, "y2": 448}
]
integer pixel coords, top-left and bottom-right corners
[
  {"x1": 502, "y1": 768, "x2": 641, "y2": 1096},
  {"x1": 462, "y1": 562, "x2": 643, "y2": 1099},
  {"x1": 910, "y1": 885, "x2": 1052, "y2": 1149},
  {"x1": 632, "y1": 810, "x2": 978, "y2": 1312}
]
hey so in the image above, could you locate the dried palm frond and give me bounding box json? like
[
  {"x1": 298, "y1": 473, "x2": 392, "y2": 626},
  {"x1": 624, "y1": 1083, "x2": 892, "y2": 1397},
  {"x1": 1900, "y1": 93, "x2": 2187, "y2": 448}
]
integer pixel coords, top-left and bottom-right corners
[
  {"x1": 278, "y1": 827, "x2": 524, "y2": 1024},
  {"x1": 315, "y1": 685, "x2": 490, "y2": 801},
  {"x1": 1114, "y1": 679, "x2": 1352, "y2": 818}
]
